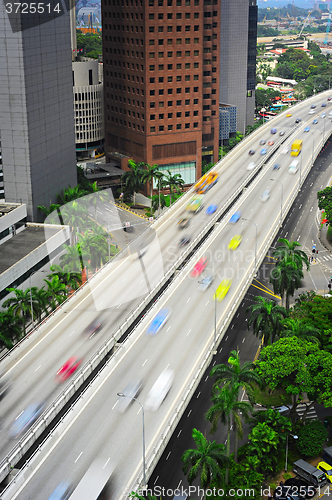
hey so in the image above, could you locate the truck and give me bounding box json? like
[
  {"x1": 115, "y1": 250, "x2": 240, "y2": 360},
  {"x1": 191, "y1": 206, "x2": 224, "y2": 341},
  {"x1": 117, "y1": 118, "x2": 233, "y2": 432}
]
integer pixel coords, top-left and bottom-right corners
[
  {"x1": 68, "y1": 459, "x2": 114, "y2": 500},
  {"x1": 322, "y1": 446, "x2": 332, "y2": 466},
  {"x1": 290, "y1": 139, "x2": 303, "y2": 157},
  {"x1": 293, "y1": 459, "x2": 327, "y2": 488}
]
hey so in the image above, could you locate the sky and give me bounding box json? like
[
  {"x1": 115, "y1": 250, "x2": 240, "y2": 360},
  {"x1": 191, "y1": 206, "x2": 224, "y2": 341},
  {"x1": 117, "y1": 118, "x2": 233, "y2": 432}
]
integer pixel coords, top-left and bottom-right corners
[{"x1": 257, "y1": 0, "x2": 323, "y2": 8}]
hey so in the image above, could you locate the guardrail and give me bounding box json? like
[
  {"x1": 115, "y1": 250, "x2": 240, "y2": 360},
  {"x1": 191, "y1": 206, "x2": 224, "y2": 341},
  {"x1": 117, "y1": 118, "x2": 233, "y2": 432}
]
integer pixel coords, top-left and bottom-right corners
[{"x1": 0, "y1": 93, "x2": 330, "y2": 489}]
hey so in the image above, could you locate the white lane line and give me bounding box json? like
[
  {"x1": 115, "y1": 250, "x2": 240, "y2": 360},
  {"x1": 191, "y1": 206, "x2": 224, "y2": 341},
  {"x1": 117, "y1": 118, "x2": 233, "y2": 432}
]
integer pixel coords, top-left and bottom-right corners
[
  {"x1": 166, "y1": 452, "x2": 171, "y2": 460},
  {"x1": 297, "y1": 235, "x2": 301, "y2": 241},
  {"x1": 284, "y1": 231, "x2": 288, "y2": 237},
  {"x1": 187, "y1": 329, "x2": 191, "y2": 336},
  {"x1": 75, "y1": 452, "x2": 83, "y2": 463},
  {"x1": 310, "y1": 207, "x2": 313, "y2": 212},
  {"x1": 213, "y1": 360, "x2": 216, "y2": 366},
  {"x1": 35, "y1": 365, "x2": 41, "y2": 372},
  {"x1": 219, "y1": 347, "x2": 223, "y2": 352},
  {"x1": 205, "y1": 376, "x2": 209, "y2": 382},
  {"x1": 103, "y1": 458, "x2": 111, "y2": 468},
  {"x1": 197, "y1": 392, "x2": 201, "y2": 398},
  {"x1": 206, "y1": 301, "x2": 209, "y2": 305},
  {"x1": 69, "y1": 330, "x2": 75, "y2": 337},
  {"x1": 166, "y1": 326, "x2": 172, "y2": 332},
  {"x1": 142, "y1": 359, "x2": 148, "y2": 367},
  {"x1": 231, "y1": 324, "x2": 234, "y2": 329},
  {"x1": 112, "y1": 401, "x2": 118, "y2": 409},
  {"x1": 236, "y1": 313, "x2": 240, "y2": 317},
  {"x1": 225, "y1": 335, "x2": 229, "y2": 341},
  {"x1": 177, "y1": 480, "x2": 182, "y2": 489},
  {"x1": 177, "y1": 430, "x2": 182, "y2": 438},
  {"x1": 242, "y1": 337, "x2": 245, "y2": 343},
  {"x1": 15, "y1": 411, "x2": 24, "y2": 420},
  {"x1": 187, "y1": 297, "x2": 191, "y2": 303},
  {"x1": 154, "y1": 476, "x2": 159, "y2": 485},
  {"x1": 187, "y1": 409, "x2": 192, "y2": 417},
  {"x1": 117, "y1": 304, "x2": 121, "y2": 309},
  {"x1": 299, "y1": 204, "x2": 302, "y2": 209}
]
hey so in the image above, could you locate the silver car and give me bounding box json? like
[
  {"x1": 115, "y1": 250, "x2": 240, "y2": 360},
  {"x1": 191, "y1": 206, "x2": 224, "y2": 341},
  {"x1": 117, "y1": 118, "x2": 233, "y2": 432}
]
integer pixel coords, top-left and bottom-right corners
[
  {"x1": 117, "y1": 380, "x2": 142, "y2": 413},
  {"x1": 260, "y1": 189, "x2": 270, "y2": 203},
  {"x1": 199, "y1": 275, "x2": 213, "y2": 291}
]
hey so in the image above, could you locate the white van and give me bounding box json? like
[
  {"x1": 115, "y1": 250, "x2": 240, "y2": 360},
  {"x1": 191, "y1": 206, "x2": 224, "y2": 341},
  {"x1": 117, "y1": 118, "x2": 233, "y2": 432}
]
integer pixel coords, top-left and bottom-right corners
[
  {"x1": 145, "y1": 369, "x2": 174, "y2": 411},
  {"x1": 289, "y1": 159, "x2": 299, "y2": 174}
]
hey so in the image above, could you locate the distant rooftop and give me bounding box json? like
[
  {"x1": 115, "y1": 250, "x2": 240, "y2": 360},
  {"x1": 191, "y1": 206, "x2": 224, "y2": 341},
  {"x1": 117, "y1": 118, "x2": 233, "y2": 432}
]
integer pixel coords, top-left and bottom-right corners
[
  {"x1": 0, "y1": 203, "x2": 22, "y2": 218},
  {"x1": 0, "y1": 225, "x2": 63, "y2": 275}
]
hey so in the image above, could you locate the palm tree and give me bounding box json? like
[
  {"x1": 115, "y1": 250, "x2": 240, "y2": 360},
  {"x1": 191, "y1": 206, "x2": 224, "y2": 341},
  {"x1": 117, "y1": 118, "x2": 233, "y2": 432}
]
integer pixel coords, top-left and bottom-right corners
[
  {"x1": 141, "y1": 163, "x2": 160, "y2": 214},
  {"x1": 48, "y1": 265, "x2": 82, "y2": 291},
  {"x1": 151, "y1": 193, "x2": 166, "y2": 214},
  {"x1": 0, "y1": 310, "x2": 22, "y2": 348},
  {"x1": 210, "y1": 350, "x2": 262, "y2": 461},
  {"x1": 85, "y1": 188, "x2": 111, "y2": 222},
  {"x1": 32, "y1": 287, "x2": 50, "y2": 322},
  {"x1": 280, "y1": 317, "x2": 320, "y2": 344},
  {"x1": 43, "y1": 276, "x2": 68, "y2": 310},
  {"x1": 37, "y1": 203, "x2": 61, "y2": 221},
  {"x1": 122, "y1": 160, "x2": 145, "y2": 204},
  {"x1": 3, "y1": 288, "x2": 38, "y2": 335},
  {"x1": 246, "y1": 296, "x2": 287, "y2": 346},
  {"x1": 60, "y1": 244, "x2": 85, "y2": 273},
  {"x1": 162, "y1": 170, "x2": 185, "y2": 206},
  {"x1": 272, "y1": 238, "x2": 310, "y2": 272},
  {"x1": 181, "y1": 428, "x2": 229, "y2": 488},
  {"x1": 206, "y1": 385, "x2": 252, "y2": 484},
  {"x1": 78, "y1": 231, "x2": 109, "y2": 272},
  {"x1": 270, "y1": 259, "x2": 303, "y2": 311},
  {"x1": 60, "y1": 200, "x2": 88, "y2": 244},
  {"x1": 56, "y1": 185, "x2": 88, "y2": 205}
]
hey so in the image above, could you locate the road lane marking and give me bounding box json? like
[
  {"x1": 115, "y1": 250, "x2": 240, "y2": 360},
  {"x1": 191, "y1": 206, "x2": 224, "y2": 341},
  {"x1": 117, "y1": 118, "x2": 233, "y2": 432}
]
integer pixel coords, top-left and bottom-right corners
[
  {"x1": 205, "y1": 376, "x2": 209, "y2": 382},
  {"x1": 187, "y1": 329, "x2": 191, "y2": 336},
  {"x1": 196, "y1": 392, "x2": 201, "y2": 398},
  {"x1": 166, "y1": 326, "x2": 172, "y2": 332},
  {"x1": 177, "y1": 430, "x2": 182, "y2": 438},
  {"x1": 205, "y1": 301, "x2": 209, "y2": 305},
  {"x1": 242, "y1": 337, "x2": 245, "y2": 343},
  {"x1": 34, "y1": 365, "x2": 41, "y2": 372},
  {"x1": 15, "y1": 411, "x2": 24, "y2": 420},
  {"x1": 75, "y1": 452, "x2": 83, "y2": 463},
  {"x1": 104, "y1": 458, "x2": 111, "y2": 468},
  {"x1": 142, "y1": 359, "x2": 148, "y2": 367},
  {"x1": 187, "y1": 410, "x2": 192, "y2": 417},
  {"x1": 154, "y1": 476, "x2": 159, "y2": 485},
  {"x1": 186, "y1": 297, "x2": 191, "y2": 303},
  {"x1": 69, "y1": 331, "x2": 75, "y2": 337},
  {"x1": 225, "y1": 336, "x2": 228, "y2": 341},
  {"x1": 166, "y1": 452, "x2": 171, "y2": 460},
  {"x1": 112, "y1": 401, "x2": 118, "y2": 409}
]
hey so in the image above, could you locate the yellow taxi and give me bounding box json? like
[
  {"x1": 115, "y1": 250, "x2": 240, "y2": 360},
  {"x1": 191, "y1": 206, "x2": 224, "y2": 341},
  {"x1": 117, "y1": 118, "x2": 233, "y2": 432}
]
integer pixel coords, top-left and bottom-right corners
[
  {"x1": 318, "y1": 462, "x2": 332, "y2": 483},
  {"x1": 228, "y1": 235, "x2": 242, "y2": 250},
  {"x1": 214, "y1": 279, "x2": 232, "y2": 301},
  {"x1": 286, "y1": 113, "x2": 292, "y2": 117}
]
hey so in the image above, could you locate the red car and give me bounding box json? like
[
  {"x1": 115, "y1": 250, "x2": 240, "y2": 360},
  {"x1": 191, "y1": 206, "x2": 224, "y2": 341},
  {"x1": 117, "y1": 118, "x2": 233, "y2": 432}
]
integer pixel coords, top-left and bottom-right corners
[
  {"x1": 268, "y1": 140, "x2": 274, "y2": 146},
  {"x1": 191, "y1": 257, "x2": 208, "y2": 278},
  {"x1": 56, "y1": 357, "x2": 83, "y2": 383}
]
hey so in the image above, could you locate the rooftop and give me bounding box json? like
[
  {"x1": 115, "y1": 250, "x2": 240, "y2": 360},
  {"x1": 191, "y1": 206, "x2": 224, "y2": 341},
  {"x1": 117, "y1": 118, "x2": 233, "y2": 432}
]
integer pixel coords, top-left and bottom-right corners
[
  {"x1": 0, "y1": 225, "x2": 63, "y2": 275},
  {"x1": 0, "y1": 203, "x2": 22, "y2": 218}
]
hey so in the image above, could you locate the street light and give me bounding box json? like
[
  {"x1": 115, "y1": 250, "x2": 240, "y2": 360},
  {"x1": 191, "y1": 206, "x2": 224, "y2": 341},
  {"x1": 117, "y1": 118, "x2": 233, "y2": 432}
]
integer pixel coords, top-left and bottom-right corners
[
  {"x1": 270, "y1": 178, "x2": 283, "y2": 228},
  {"x1": 117, "y1": 393, "x2": 146, "y2": 489},
  {"x1": 29, "y1": 270, "x2": 47, "y2": 326},
  {"x1": 198, "y1": 280, "x2": 217, "y2": 355},
  {"x1": 285, "y1": 433, "x2": 298, "y2": 472},
  {"x1": 242, "y1": 218, "x2": 258, "y2": 277}
]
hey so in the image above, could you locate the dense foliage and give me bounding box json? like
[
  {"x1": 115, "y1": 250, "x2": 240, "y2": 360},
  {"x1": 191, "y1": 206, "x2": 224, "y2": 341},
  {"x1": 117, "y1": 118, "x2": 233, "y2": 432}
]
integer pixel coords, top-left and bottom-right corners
[
  {"x1": 297, "y1": 420, "x2": 328, "y2": 457},
  {"x1": 76, "y1": 30, "x2": 102, "y2": 59}
]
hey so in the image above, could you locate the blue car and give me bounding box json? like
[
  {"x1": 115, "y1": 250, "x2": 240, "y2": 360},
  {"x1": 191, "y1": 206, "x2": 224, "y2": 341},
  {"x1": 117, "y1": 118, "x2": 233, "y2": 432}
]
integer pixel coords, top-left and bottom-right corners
[
  {"x1": 48, "y1": 482, "x2": 72, "y2": 500},
  {"x1": 9, "y1": 403, "x2": 45, "y2": 439},
  {"x1": 147, "y1": 308, "x2": 171, "y2": 335},
  {"x1": 270, "y1": 128, "x2": 277, "y2": 134},
  {"x1": 322, "y1": 103, "x2": 327, "y2": 107},
  {"x1": 313, "y1": 119, "x2": 318, "y2": 124},
  {"x1": 229, "y1": 211, "x2": 241, "y2": 223},
  {"x1": 304, "y1": 126, "x2": 310, "y2": 132},
  {"x1": 206, "y1": 204, "x2": 217, "y2": 215},
  {"x1": 260, "y1": 148, "x2": 267, "y2": 155}
]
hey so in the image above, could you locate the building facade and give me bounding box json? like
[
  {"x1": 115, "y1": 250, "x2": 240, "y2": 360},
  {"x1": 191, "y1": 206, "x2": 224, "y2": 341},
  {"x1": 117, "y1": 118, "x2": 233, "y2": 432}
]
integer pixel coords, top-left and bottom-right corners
[
  {"x1": 102, "y1": 0, "x2": 220, "y2": 181},
  {"x1": 219, "y1": 103, "x2": 236, "y2": 142},
  {"x1": 73, "y1": 60, "x2": 105, "y2": 160},
  {"x1": 0, "y1": 6, "x2": 77, "y2": 221},
  {"x1": 219, "y1": 0, "x2": 257, "y2": 134}
]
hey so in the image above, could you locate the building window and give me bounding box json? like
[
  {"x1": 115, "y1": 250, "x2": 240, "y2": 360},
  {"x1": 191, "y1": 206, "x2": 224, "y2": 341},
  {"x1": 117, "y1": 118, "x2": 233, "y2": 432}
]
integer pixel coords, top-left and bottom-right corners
[
  {"x1": 168, "y1": 64, "x2": 173, "y2": 69},
  {"x1": 159, "y1": 101, "x2": 164, "y2": 107},
  {"x1": 176, "y1": 63, "x2": 181, "y2": 69},
  {"x1": 185, "y1": 75, "x2": 190, "y2": 81},
  {"x1": 185, "y1": 38, "x2": 190, "y2": 44},
  {"x1": 176, "y1": 51, "x2": 181, "y2": 57},
  {"x1": 150, "y1": 77, "x2": 155, "y2": 83},
  {"x1": 167, "y1": 26, "x2": 173, "y2": 32},
  {"x1": 149, "y1": 13, "x2": 154, "y2": 19},
  {"x1": 159, "y1": 125, "x2": 164, "y2": 131},
  {"x1": 176, "y1": 123, "x2": 181, "y2": 129},
  {"x1": 185, "y1": 63, "x2": 190, "y2": 69},
  {"x1": 159, "y1": 113, "x2": 164, "y2": 119},
  {"x1": 168, "y1": 76, "x2": 173, "y2": 82},
  {"x1": 185, "y1": 12, "x2": 190, "y2": 18},
  {"x1": 149, "y1": 26, "x2": 155, "y2": 32},
  {"x1": 185, "y1": 111, "x2": 190, "y2": 117},
  {"x1": 149, "y1": 52, "x2": 155, "y2": 58},
  {"x1": 176, "y1": 75, "x2": 181, "y2": 81},
  {"x1": 194, "y1": 98, "x2": 198, "y2": 104},
  {"x1": 168, "y1": 124, "x2": 173, "y2": 130},
  {"x1": 158, "y1": 13, "x2": 163, "y2": 18},
  {"x1": 185, "y1": 87, "x2": 190, "y2": 93},
  {"x1": 150, "y1": 65, "x2": 155, "y2": 70},
  {"x1": 158, "y1": 26, "x2": 164, "y2": 32},
  {"x1": 168, "y1": 101, "x2": 173, "y2": 106},
  {"x1": 168, "y1": 88, "x2": 173, "y2": 94},
  {"x1": 194, "y1": 62, "x2": 199, "y2": 68},
  {"x1": 159, "y1": 89, "x2": 164, "y2": 95},
  {"x1": 194, "y1": 74, "x2": 199, "y2": 80},
  {"x1": 158, "y1": 52, "x2": 164, "y2": 58},
  {"x1": 185, "y1": 99, "x2": 190, "y2": 105},
  {"x1": 185, "y1": 123, "x2": 190, "y2": 128},
  {"x1": 194, "y1": 50, "x2": 199, "y2": 56},
  {"x1": 150, "y1": 102, "x2": 155, "y2": 108},
  {"x1": 176, "y1": 111, "x2": 181, "y2": 117},
  {"x1": 176, "y1": 88, "x2": 181, "y2": 94},
  {"x1": 150, "y1": 126, "x2": 155, "y2": 131},
  {"x1": 176, "y1": 12, "x2": 181, "y2": 18},
  {"x1": 168, "y1": 52, "x2": 173, "y2": 57},
  {"x1": 167, "y1": 39, "x2": 173, "y2": 45},
  {"x1": 194, "y1": 25, "x2": 199, "y2": 31},
  {"x1": 159, "y1": 64, "x2": 164, "y2": 70},
  {"x1": 176, "y1": 99, "x2": 181, "y2": 105},
  {"x1": 185, "y1": 25, "x2": 190, "y2": 31},
  {"x1": 167, "y1": 13, "x2": 172, "y2": 18},
  {"x1": 159, "y1": 77, "x2": 164, "y2": 83},
  {"x1": 185, "y1": 51, "x2": 190, "y2": 56},
  {"x1": 150, "y1": 90, "x2": 155, "y2": 95},
  {"x1": 149, "y1": 40, "x2": 155, "y2": 45},
  {"x1": 168, "y1": 112, "x2": 173, "y2": 118},
  {"x1": 176, "y1": 26, "x2": 181, "y2": 32},
  {"x1": 193, "y1": 122, "x2": 198, "y2": 127}
]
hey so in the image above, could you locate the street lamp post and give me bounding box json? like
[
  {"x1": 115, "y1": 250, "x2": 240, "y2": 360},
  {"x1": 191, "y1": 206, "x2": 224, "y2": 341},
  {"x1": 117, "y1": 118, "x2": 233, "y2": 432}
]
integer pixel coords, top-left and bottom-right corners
[
  {"x1": 117, "y1": 393, "x2": 146, "y2": 489},
  {"x1": 29, "y1": 270, "x2": 47, "y2": 326},
  {"x1": 285, "y1": 434, "x2": 298, "y2": 472},
  {"x1": 242, "y1": 218, "x2": 258, "y2": 277},
  {"x1": 198, "y1": 280, "x2": 217, "y2": 354},
  {"x1": 270, "y1": 178, "x2": 283, "y2": 228}
]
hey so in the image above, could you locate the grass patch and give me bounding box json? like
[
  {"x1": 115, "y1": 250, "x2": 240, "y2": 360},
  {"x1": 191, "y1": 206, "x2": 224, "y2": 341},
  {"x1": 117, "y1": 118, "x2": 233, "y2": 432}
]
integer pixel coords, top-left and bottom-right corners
[{"x1": 251, "y1": 383, "x2": 292, "y2": 407}]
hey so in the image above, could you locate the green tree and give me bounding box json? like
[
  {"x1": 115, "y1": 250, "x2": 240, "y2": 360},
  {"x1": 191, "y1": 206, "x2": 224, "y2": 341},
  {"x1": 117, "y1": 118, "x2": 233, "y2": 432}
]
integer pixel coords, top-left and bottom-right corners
[
  {"x1": 297, "y1": 420, "x2": 327, "y2": 457},
  {"x1": 318, "y1": 185, "x2": 332, "y2": 227},
  {"x1": 151, "y1": 193, "x2": 167, "y2": 214},
  {"x1": 32, "y1": 287, "x2": 50, "y2": 322},
  {"x1": 37, "y1": 203, "x2": 61, "y2": 221},
  {"x1": 47, "y1": 265, "x2": 82, "y2": 291},
  {"x1": 122, "y1": 160, "x2": 145, "y2": 204},
  {"x1": 206, "y1": 385, "x2": 252, "y2": 484},
  {"x1": 280, "y1": 317, "x2": 320, "y2": 344},
  {"x1": 43, "y1": 276, "x2": 67, "y2": 310},
  {"x1": 247, "y1": 422, "x2": 279, "y2": 475},
  {"x1": 249, "y1": 408, "x2": 291, "y2": 446},
  {"x1": 59, "y1": 244, "x2": 85, "y2": 273},
  {"x1": 78, "y1": 230, "x2": 109, "y2": 271},
  {"x1": 56, "y1": 185, "x2": 88, "y2": 205},
  {"x1": 181, "y1": 428, "x2": 229, "y2": 488},
  {"x1": 246, "y1": 296, "x2": 287, "y2": 346},
  {"x1": 272, "y1": 238, "x2": 310, "y2": 271},
  {"x1": 162, "y1": 170, "x2": 185, "y2": 206},
  {"x1": 141, "y1": 163, "x2": 161, "y2": 214},
  {"x1": 0, "y1": 311, "x2": 21, "y2": 348},
  {"x1": 3, "y1": 288, "x2": 38, "y2": 335},
  {"x1": 270, "y1": 259, "x2": 303, "y2": 311},
  {"x1": 60, "y1": 200, "x2": 88, "y2": 244}
]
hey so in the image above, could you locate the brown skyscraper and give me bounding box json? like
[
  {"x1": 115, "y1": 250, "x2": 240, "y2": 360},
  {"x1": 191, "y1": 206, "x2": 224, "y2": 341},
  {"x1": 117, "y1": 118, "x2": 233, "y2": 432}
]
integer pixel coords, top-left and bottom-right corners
[{"x1": 102, "y1": 0, "x2": 220, "y2": 182}]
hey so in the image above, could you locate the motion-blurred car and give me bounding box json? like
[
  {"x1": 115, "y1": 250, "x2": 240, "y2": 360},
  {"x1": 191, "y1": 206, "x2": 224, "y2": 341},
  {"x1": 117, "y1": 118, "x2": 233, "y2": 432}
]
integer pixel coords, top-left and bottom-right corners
[
  {"x1": 206, "y1": 204, "x2": 218, "y2": 215},
  {"x1": 199, "y1": 275, "x2": 213, "y2": 291},
  {"x1": 228, "y1": 235, "x2": 242, "y2": 250},
  {"x1": 279, "y1": 131, "x2": 285, "y2": 136},
  {"x1": 311, "y1": 104, "x2": 316, "y2": 109},
  {"x1": 0, "y1": 373, "x2": 11, "y2": 400},
  {"x1": 322, "y1": 102, "x2": 327, "y2": 107},
  {"x1": 282, "y1": 146, "x2": 289, "y2": 154},
  {"x1": 229, "y1": 211, "x2": 241, "y2": 223},
  {"x1": 83, "y1": 319, "x2": 102, "y2": 338},
  {"x1": 47, "y1": 482, "x2": 73, "y2": 500},
  {"x1": 328, "y1": 97, "x2": 332, "y2": 101},
  {"x1": 214, "y1": 279, "x2": 232, "y2": 301},
  {"x1": 260, "y1": 189, "x2": 270, "y2": 202},
  {"x1": 147, "y1": 308, "x2": 171, "y2": 335},
  {"x1": 289, "y1": 159, "x2": 299, "y2": 174},
  {"x1": 56, "y1": 357, "x2": 83, "y2": 383},
  {"x1": 308, "y1": 110, "x2": 315, "y2": 115},
  {"x1": 9, "y1": 402, "x2": 45, "y2": 439},
  {"x1": 186, "y1": 196, "x2": 203, "y2": 214},
  {"x1": 295, "y1": 118, "x2": 301, "y2": 123},
  {"x1": 304, "y1": 126, "x2": 310, "y2": 132},
  {"x1": 271, "y1": 128, "x2": 277, "y2": 134},
  {"x1": 260, "y1": 140, "x2": 266, "y2": 145},
  {"x1": 248, "y1": 149, "x2": 255, "y2": 155},
  {"x1": 117, "y1": 380, "x2": 143, "y2": 412},
  {"x1": 318, "y1": 462, "x2": 332, "y2": 483},
  {"x1": 313, "y1": 119, "x2": 318, "y2": 124},
  {"x1": 124, "y1": 225, "x2": 134, "y2": 233},
  {"x1": 268, "y1": 140, "x2": 274, "y2": 146},
  {"x1": 260, "y1": 148, "x2": 267, "y2": 155},
  {"x1": 247, "y1": 162, "x2": 255, "y2": 171},
  {"x1": 322, "y1": 113, "x2": 326, "y2": 118},
  {"x1": 273, "y1": 163, "x2": 280, "y2": 170},
  {"x1": 179, "y1": 236, "x2": 190, "y2": 247},
  {"x1": 284, "y1": 478, "x2": 316, "y2": 499},
  {"x1": 286, "y1": 113, "x2": 292, "y2": 117},
  {"x1": 191, "y1": 257, "x2": 208, "y2": 278},
  {"x1": 145, "y1": 369, "x2": 174, "y2": 411},
  {"x1": 177, "y1": 218, "x2": 190, "y2": 229}
]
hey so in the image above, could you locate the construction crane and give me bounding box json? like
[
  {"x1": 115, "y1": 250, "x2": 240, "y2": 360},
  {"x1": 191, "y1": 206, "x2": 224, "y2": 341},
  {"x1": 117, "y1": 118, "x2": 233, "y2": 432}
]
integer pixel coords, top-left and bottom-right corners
[
  {"x1": 262, "y1": 14, "x2": 267, "y2": 24},
  {"x1": 299, "y1": 11, "x2": 311, "y2": 36},
  {"x1": 324, "y1": 7, "x2": 332, "y2": 45}
]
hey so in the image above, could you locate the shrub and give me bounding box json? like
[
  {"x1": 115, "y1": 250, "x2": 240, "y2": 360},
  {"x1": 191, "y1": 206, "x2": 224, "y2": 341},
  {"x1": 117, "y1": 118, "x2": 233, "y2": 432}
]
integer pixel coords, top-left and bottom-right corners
[
  {"x1": 283, "y1": 473, "x2": 292, "y2": 480},
  {"x1": 297, "y1": 420, "x2": 327, "y2": 457},
  {"x1": 269, "y1": 483, "x2": 277, "y2": 492}
]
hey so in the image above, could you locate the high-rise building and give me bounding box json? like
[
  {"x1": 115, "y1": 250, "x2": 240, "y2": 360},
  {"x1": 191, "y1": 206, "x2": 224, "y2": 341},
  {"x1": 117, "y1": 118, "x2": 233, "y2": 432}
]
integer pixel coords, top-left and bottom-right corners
[
  {"x1": 0, "y1": 6, "x2": 77, "y2": 221},
  {"x1": 102, "y1": 0, "x2": 220, "y2": 182},
  {"x1": 219, "y1": 0, "x2": 257, "y2": 134}
]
